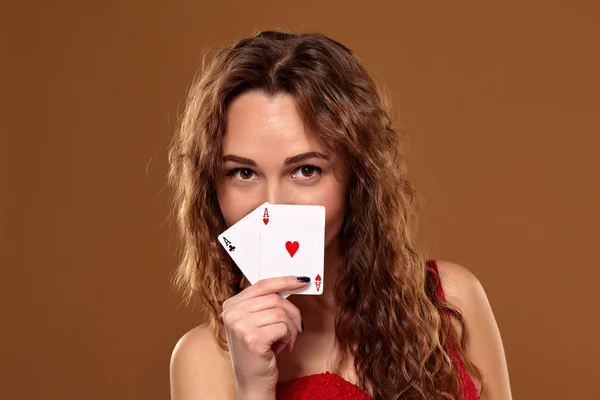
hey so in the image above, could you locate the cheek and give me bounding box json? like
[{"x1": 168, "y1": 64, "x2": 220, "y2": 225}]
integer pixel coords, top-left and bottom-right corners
[
  {"x1": 216, "y1": 183, "x2": 254, "y2": 227},
  {"x1": 325, "y1": 206, "x2": 345, "y2": 247},
  {"x1": 319, "y1": 183, "x2": 347, "y2": 248}
]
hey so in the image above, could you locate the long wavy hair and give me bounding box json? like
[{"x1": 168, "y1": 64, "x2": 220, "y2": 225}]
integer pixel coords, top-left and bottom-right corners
[{"x1": 167, "y1": 29, "x2": 482, "y2": 399}]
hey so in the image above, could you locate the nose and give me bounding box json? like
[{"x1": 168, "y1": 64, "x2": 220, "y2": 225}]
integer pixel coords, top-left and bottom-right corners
[
  {"x1": 265, "y1": 183, "x2": 282, "y2": 205},
  {"x1": 265, "y1": 180, "x2": 297, "y2": 205}
]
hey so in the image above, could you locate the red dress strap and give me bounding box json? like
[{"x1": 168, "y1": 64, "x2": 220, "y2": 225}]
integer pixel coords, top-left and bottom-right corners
[
  {"x1": 426, "y1": 259, "x2": 447, "y2": 301},
  {"x1": 426, "y1": 259, "x2": 480, "y2": 400}
]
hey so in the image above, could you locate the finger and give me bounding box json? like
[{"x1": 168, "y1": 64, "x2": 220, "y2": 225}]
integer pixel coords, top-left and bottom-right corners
[
  {"x1": 246, "y1": 308, "x2": 298, "y2": 350},
  {"x1": 257, "y1": 322, "x2": 290, "y2": 352},
  {"x1": 221, "y1": 295, "x2": 302, "y2": 334},
  {"x1": 226, "y1": 276, "x2": 310, "y2": 306},
  {"x1": 239, "y1": 294, "x2": 303, "y2": 332}
]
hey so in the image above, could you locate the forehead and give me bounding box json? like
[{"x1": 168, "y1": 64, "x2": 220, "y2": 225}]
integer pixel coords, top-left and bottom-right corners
[{"x1": 222, "y1": 91, "x2": 323, "y2": 156}]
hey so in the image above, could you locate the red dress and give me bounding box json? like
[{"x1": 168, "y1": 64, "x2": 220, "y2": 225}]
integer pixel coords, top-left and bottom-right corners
[{"x1": 276, "y1": 260, "x2": 479, "y2": 400}]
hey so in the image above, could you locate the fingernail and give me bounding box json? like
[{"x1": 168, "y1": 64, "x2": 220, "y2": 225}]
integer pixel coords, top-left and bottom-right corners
[
  {"x1": 297, "y1": 276, "x2": 310, "y2": 283},
  {"x1": 301, "y1": 320, "x2": 304, "y2": 331}
]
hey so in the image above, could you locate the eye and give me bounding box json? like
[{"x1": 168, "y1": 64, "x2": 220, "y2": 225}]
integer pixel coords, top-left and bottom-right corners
[
  {"x1": 226, "y1": 168, "x2": 258, "y2": 181},
  {"x1": 292, "y1": 165, "x2": 323, "y2": 179}
]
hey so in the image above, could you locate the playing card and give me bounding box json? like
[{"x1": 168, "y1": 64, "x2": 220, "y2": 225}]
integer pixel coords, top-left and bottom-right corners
[
  {"x1": 258, "y1": 204, "x2": 325, "y2": 297},
  {"x1": 218, "y1": 202, "x2": 270, "y2": 284}
]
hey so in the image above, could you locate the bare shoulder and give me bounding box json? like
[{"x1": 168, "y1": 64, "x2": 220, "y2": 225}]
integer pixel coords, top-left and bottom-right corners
[
  {"x1": 434, "y1": 260, "x2": 486, "y2": 312},
  {"x1": 170, "y1": 323, "x2": 236, "y2": 400},
  {"x1": 434, "y1": 260, "x2": 513, "y2": 399}
]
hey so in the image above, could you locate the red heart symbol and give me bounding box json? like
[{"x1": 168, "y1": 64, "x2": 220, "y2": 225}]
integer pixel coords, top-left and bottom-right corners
[
  {"x1": 285, "y1": 241, "x2": 299, "y2": 257},
  {"x1": 263, "y1": 218, "x2": 269, "y2": 225}
]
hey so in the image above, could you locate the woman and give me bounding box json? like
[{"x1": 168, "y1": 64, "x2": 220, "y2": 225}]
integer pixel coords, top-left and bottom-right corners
[{"x1": 168, "y1": 30, "x2": 512, "y2": 399}]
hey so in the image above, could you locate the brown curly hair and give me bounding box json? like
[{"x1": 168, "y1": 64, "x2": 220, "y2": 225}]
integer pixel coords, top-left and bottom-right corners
[{"x1": 167, "y1": 29, "x2": 483, "y2": 399}]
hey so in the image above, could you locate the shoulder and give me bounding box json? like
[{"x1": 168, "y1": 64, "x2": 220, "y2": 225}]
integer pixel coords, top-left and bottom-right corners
[
  {"x1": 434, "y1": 259, "x2": 486, "y2": 313},
  {"x1": 433, "y1": 259, "x2": 496, "y2": 343},
  {"x1": 170, "y1": 323, "x2": 236, "y2": 400},
  {"x1": 434, "y1": 260, "x2": 513, "y2": 399}
]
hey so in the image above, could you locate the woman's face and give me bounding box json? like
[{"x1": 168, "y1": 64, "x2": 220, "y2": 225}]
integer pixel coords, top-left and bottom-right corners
[{"x1": 216, "y1": 91, "x2": 348, "y2": 250}]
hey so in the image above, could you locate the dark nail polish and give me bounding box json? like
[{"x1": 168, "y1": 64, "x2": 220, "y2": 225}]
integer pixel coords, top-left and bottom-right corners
[
  {"x1": 297, "y1": 276, "x2": 310, "y2": 283},
  {"x1": 301, "y1": 320, "x2": 305, "y2": 331}
]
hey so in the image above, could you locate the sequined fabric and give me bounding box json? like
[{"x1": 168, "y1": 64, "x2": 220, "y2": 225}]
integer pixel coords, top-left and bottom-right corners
[
  {"x1": 276, "y1": 372, "x2": 371, "y2": 400},
  {"x1": 275, "y1": 367, "x2": 478, "y2": 400}
]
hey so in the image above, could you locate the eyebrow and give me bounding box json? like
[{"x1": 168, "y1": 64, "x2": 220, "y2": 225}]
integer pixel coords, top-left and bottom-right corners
[{"x1": 222, "y1": 152, "x2": 329, "y2": 166}]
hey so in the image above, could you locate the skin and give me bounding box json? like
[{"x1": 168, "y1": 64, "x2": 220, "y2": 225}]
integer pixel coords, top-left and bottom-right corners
[{"x1": 170, "y1": 91, "x2": 513, "y2": 399}]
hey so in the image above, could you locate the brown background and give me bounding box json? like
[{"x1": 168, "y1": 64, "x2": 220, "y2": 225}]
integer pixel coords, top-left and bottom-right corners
[{"x1": 2, "y1": 1, "x2": 599, "y2": 399}]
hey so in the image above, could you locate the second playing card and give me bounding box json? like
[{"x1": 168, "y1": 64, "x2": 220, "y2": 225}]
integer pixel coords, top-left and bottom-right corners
[
  {"x1": 217, "y1": 202, "x2": 270, "y2": 285},
  {"x1": 258, "y1": 204, "x2": 326, "y2": 297}
]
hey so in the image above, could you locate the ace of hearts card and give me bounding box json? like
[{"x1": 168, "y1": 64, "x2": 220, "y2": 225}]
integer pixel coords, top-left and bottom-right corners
[{"x1": 258, "y1": 204, "x2": 325, "y2": 297}]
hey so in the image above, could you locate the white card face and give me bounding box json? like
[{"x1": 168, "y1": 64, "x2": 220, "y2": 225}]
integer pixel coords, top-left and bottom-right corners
[
  {"x1": 258, "y1": 204, "x2": 325, "y2": 297},
  {"x1": 218, "y1": 202, "x2": 270, "y2": 285}
]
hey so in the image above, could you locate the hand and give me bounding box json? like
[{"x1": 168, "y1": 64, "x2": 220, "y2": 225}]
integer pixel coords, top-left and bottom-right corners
[{"x1": 220, "y1": 276, "x2": 309, "y2": 398}]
